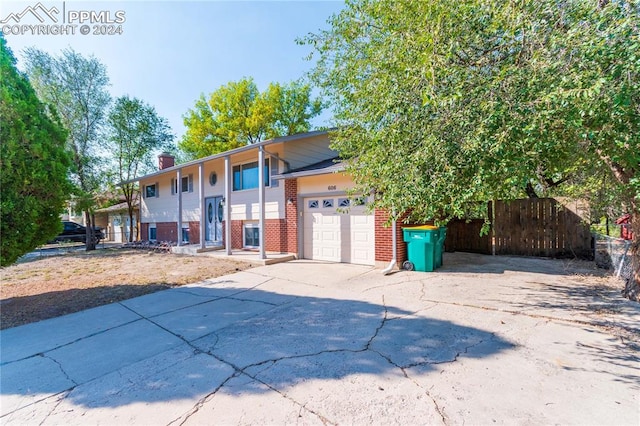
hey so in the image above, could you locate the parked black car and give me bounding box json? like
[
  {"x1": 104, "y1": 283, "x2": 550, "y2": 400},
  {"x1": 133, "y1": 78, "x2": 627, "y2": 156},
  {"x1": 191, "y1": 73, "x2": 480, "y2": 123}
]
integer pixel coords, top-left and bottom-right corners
[{"x1": 51, "y1": 221, "x2": 104, "y2": 244}]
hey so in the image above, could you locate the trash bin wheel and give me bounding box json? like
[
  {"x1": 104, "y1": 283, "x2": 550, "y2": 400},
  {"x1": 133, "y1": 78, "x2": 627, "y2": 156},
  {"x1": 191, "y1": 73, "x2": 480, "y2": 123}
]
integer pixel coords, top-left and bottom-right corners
[{"x1": 402, "y1": 261, "x2": 414, "y2": 271}]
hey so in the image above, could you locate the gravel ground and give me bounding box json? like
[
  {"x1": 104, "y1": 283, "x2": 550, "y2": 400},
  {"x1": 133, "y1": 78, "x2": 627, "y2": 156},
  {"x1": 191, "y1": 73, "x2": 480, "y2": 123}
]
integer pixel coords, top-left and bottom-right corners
[{"x1": 0, "y1": 248, "x2": 254, "y2": 329}]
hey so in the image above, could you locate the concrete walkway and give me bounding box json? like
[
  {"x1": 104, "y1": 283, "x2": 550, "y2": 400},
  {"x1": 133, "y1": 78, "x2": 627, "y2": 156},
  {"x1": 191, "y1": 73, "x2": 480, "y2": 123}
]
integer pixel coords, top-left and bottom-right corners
[{"x1": 1, "y1": 254, "x2": 638, "y2": 425}]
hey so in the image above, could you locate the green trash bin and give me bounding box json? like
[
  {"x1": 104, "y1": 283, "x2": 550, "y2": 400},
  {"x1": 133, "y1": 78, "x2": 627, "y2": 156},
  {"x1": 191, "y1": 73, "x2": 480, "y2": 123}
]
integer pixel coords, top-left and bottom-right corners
[{"x1": 402, "y1": 226, "x2": 439, "y2": 272}]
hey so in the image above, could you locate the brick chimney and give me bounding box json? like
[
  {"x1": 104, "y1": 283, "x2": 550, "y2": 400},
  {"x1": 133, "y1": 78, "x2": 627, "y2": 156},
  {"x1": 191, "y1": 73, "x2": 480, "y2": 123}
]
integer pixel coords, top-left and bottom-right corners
[{"x1": 158, "y1": 152, "x2": 175, "y2": 170}]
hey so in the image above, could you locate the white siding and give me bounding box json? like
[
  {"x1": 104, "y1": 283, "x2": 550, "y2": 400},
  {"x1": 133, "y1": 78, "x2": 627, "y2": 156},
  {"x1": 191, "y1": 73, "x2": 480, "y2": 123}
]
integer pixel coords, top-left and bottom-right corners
[
  {"x1": 203, "y1": 160, "x2": 225, "y2": 199},
  {"x1": 298, "y1": 174, "x2": 356, "y2": 196},
  {"x1": 140, "y1": 156, "x2": 286, "y2": 223},
  {"x1": 139, "y1": 133, "x2": 335, "y2": 225},
  {"x1": 140, "y1": 173, "x2": 175, "y2": 223},
  {"x1": 229, "y1": 185, "x2": 285, "y2": 220}
]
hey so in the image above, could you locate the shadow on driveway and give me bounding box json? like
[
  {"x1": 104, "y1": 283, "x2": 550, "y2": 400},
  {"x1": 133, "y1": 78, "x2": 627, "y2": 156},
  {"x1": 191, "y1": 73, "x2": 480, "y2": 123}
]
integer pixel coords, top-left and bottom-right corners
[{"x1": 1, "y1": 284, "x2": 513, "y2": 411}]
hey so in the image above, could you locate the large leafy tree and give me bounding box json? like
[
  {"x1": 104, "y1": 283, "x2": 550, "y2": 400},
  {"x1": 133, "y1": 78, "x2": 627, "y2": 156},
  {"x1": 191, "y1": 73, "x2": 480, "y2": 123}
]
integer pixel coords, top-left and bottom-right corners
[
  {"x1": 305, "y1": 0, "x2": 639, "y2": 298},
  {"x1": 107, "y1": 95, "x2": 174, "y2": 242},
  {"x1": 0, "y1": 36, "x2": 71, "y2": 266},
  {"x1": 24, "y1": 47, "x2": 111, "y2": 250},
  {"x1": 180, "y1": 77, "x2": 322, "y2": 159}
]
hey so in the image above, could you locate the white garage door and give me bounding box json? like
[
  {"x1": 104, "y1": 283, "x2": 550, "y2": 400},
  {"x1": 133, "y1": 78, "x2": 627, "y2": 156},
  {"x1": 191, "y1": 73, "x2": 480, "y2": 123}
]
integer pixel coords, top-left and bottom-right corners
[{"x1": 303, "y1": 196, "x2": 375, "y2": 265}]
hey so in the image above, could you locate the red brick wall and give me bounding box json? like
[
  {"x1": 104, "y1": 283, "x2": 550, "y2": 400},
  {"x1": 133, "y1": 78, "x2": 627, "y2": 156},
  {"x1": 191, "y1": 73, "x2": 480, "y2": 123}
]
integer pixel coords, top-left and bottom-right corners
[
  {"x1": 156, "y1": 222, "x2": 177, "y2": 242},
  {"x1": 231, "y1": 220, "x2": 243, "y2": 249},
  {"x1": 375, "y1": 210, "x2": 407, "y2": 264},
  {"x1": 265, "y1": 219, "x2": 286, "y2": 252},
  {"x1": 141, "y1": 222, "x2": 200, "y2": 244},
  {"x1": 188, "y1": 221, "x2": 200, "y2": 245},
  {"x1": 227, "y1": 219, "x2": 294, "y2": 253},
  {"x1": 284, "y1": 179, "x2": 298, "y2": 254}
]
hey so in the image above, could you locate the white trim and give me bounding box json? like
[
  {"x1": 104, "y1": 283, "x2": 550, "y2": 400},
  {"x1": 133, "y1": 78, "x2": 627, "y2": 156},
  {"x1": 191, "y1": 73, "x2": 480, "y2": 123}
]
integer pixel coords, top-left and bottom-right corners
[
  {"x1": 258, "y1": 146, "x2": 266, "y2": 259},
  {"x1": 199, "y1": 163, "x2": 206, "y2": 249}
]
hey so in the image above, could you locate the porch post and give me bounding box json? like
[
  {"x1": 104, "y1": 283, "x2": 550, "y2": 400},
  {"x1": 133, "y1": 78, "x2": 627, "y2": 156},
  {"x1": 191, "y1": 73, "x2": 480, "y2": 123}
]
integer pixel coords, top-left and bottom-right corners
[
  {"x1": 258, "y1": 146, "x2": 266, "y2": 260},
  {"x1": 224, "y1": 155, "x2": 232, "y2": 255},
  {"x1": 199, "y1": 162, "x2": 205, "y2": 249},
  {"x1": 177, "y1": 168, "x2": 182, "y2": 245}
]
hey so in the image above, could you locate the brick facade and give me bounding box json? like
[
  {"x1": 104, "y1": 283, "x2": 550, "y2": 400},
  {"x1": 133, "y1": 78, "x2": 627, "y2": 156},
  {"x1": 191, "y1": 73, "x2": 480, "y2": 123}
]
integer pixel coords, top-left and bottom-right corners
[
  {"x1": 231, "y1": 220, "x2": 243, "y2": 249},
  {"x1": 375, "y1": 209, "x2": 407, "y2": 265},
  {"x1": 140, "y1": 223, "x2": 149, "y2": 241},
  {"x1": 284, "y1": 179, "x2": 298, "y2": 254},
  {"x1": 187, "y1": 221, "x2": 200, "y2": 245},
  {"x1": 156, "y1": 222, "x2": 177, "y2": 241}
]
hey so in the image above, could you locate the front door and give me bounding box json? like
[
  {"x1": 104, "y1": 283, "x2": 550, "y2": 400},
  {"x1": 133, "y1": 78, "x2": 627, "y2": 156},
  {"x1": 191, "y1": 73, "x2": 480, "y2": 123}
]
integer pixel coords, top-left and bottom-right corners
[{"x1": 205, "y1": 196, "x2": 224, "y2": 245}]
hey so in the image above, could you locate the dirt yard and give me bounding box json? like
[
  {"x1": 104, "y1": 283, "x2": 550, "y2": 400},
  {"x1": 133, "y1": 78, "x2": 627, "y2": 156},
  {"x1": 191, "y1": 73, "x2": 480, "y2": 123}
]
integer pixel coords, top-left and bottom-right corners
[{"x1": 0, "y1": 248, "x2": 255, "y2": 330}]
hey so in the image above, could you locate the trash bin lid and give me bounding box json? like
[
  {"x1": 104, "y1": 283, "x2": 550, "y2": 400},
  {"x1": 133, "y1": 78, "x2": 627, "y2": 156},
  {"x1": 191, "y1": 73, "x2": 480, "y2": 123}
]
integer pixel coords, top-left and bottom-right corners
[{"x1": 404, "y1": 225, "x2": 438, "y2": 230}]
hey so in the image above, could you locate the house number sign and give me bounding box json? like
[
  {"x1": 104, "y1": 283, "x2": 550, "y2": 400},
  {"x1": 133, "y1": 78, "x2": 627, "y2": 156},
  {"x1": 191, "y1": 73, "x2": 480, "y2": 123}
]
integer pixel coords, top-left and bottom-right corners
[{"x1": 328, "y1": 185, "x2": 337, "y2": 191}]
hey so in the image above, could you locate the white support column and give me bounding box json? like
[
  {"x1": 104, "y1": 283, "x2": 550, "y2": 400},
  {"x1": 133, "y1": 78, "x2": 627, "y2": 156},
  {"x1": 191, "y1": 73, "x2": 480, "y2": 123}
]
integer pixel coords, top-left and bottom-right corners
[
  {"x1": 224, "y1": 155, "x2": 232, "y2": 255},
  {"x1": 258, "y1": 146, "x2": 266, "y2": 260},
  {"x1": 177, "y1": 168, "x2": 182, "y2": 245},
  {"x1": 199, "y1": 162, "x2": 205, "y2": 249}
]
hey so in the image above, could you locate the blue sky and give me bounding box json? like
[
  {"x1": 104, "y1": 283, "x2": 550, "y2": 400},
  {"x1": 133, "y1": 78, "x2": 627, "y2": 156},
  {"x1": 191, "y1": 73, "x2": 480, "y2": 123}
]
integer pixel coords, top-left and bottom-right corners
[{"x1": 2, "y1": 0, "x2": 343, "y2": 141}]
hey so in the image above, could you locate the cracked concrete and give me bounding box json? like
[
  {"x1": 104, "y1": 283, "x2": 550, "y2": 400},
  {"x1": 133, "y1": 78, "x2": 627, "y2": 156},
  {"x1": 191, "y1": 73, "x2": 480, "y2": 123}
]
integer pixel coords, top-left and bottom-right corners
[{"x1": 1, "y1": 254, "x2": 639, "y2": 425}]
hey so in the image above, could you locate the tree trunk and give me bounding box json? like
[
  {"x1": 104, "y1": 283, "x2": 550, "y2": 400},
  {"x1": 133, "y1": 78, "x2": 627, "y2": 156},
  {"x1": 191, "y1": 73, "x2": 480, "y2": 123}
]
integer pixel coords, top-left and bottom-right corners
[
  {"x1": 622, "y1": 204, "x2": 639, "y2": 302},
  {"x1": 84, "y1": 210, "x2": 96, "y2": 251},
  {"x1": 128, "y1": 208, "x2": 135, "y2": 243}
]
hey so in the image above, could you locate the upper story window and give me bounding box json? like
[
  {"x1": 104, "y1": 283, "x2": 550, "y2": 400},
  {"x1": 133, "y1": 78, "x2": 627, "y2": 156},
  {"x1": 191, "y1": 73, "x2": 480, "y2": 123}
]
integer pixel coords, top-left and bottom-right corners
[
  {"x1": 233, "y1": 158, "x2": 270, "y2": 191},
  {"x1": 144, "y1": 183, "x2": 158, "y2": 198},
  {"x1": 171, "y1": 174, "x2": 193, "y2": 195}
]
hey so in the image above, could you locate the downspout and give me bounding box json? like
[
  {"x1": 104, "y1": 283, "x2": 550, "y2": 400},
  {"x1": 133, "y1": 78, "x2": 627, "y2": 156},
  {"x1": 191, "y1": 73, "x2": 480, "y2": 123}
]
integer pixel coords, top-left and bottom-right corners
[{"x1": 382, "y1": 210, "x2": 397, "y2": 275}]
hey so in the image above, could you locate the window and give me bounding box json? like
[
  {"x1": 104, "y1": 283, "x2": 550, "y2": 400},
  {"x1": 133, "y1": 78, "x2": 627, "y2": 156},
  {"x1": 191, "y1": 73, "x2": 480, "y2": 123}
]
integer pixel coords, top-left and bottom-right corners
[
  {"x1": 182, "y1": 227, "x2": 190, "y2": 243},
  {"x1": 149, "y1": 226, "x2": 157, "y2": 241},
  {"x1": 323, "y1": 199, "x2": 334, "y2": 208},
  {"x1": 181, "y1": 175, "x2": 193, "y2": 192},
  {"x1": 338, "y1": 198, "x2": 350, "y2": 207},
  {"x1": 243, "y1": 223, "x2": 259, "y2": 248},
  {"x1": 308, "y1": 200, "x2": 319, "y2": 209},
  {"x1": 209, "y1": 172, "x2": 217, "y2": 186},
  {"x1": 144, "y1": 183, "x2": 158, "y2": 198},
  {"x1": 171, "y1": 175, "x2": 193, "y2": 195},
  {"x1": 232, "y1": 158, "x2": 270, "y2": 191}
]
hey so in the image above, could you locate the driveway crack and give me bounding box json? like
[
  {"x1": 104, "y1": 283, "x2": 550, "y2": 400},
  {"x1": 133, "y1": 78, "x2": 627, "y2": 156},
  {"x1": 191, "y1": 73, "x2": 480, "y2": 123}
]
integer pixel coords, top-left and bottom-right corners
[{"x1": 42, "y1": 354, "x2": 77, "y2": 387}]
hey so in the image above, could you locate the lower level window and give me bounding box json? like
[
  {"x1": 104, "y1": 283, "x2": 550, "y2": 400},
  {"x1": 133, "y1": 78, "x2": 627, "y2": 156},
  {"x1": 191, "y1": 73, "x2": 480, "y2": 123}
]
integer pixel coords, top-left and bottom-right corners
[
  {"x1": 149, "y1": 226, "x2": 157, "y2": 241},
  {"x1": 244, "y1": 223, "x2": 259, "y2": 248}
]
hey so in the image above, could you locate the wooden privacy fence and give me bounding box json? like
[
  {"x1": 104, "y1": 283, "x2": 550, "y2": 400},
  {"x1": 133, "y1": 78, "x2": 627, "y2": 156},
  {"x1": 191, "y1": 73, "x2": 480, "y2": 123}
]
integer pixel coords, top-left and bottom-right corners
[
  {"x1": 444, "y1": 198, "x2": 593, "y2": 259},
  {"x1": 445, "y1": 219, "x2": 492, "y2": 254}
]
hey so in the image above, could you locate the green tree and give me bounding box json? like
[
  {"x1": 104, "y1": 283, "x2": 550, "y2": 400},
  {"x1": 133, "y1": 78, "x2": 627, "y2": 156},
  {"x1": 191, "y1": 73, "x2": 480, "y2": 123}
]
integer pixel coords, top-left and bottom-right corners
[
  {"x1": 24, "y1": 47, "x2": 111, "y2": 250},
  {"x1": 0, "y1": 36, "x2": 71, "y2": 266},
  {"x1": 180, "y1": 77, "x2": 321, "y2": 159},
  {"x1": 305, "y1": 0, "x2": 639, "y2": 298},
  {"x1": 107, "y1": 95, "x2": 174, "y2": 241}
]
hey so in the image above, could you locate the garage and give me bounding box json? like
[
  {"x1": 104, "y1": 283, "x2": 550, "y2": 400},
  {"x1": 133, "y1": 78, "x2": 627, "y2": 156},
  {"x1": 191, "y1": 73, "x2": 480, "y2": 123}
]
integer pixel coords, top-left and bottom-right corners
[{"x1": 303, "y1": 196, "x2": 375, "y2": 265}]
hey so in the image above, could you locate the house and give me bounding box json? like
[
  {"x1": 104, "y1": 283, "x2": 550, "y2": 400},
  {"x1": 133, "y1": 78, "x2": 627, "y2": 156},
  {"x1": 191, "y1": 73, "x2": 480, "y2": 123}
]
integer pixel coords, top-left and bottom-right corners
[
  {"x1": 127, "y1": 130, "x2": 402, "y2": 267},
  {"x1": 94, "y1": 196, "x2": 140, "y2": 243}
]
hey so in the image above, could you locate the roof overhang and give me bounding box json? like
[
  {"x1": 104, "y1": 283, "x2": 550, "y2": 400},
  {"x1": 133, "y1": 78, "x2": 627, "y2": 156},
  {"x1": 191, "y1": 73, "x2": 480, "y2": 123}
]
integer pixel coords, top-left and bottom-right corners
[
  {"x1": 273, "y1": 157, "x2": 345, "y2": 180},
  {"x1": 119, "y1": 129, "x2": 333, "y2": 186}
]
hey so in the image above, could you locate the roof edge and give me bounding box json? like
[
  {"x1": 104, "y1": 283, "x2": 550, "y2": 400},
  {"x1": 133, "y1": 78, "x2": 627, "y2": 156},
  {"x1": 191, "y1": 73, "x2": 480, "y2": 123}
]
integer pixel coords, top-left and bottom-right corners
[{"x1": 119, "y1": 129, "x2": 334, "y2": 186}]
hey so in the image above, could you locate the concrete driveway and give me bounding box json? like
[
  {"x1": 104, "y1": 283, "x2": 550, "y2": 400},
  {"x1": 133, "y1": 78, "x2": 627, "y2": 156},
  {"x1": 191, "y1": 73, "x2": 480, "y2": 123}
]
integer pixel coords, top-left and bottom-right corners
[{"x1": 1, "y1": 253, "x2": 638, "y2": 425}]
